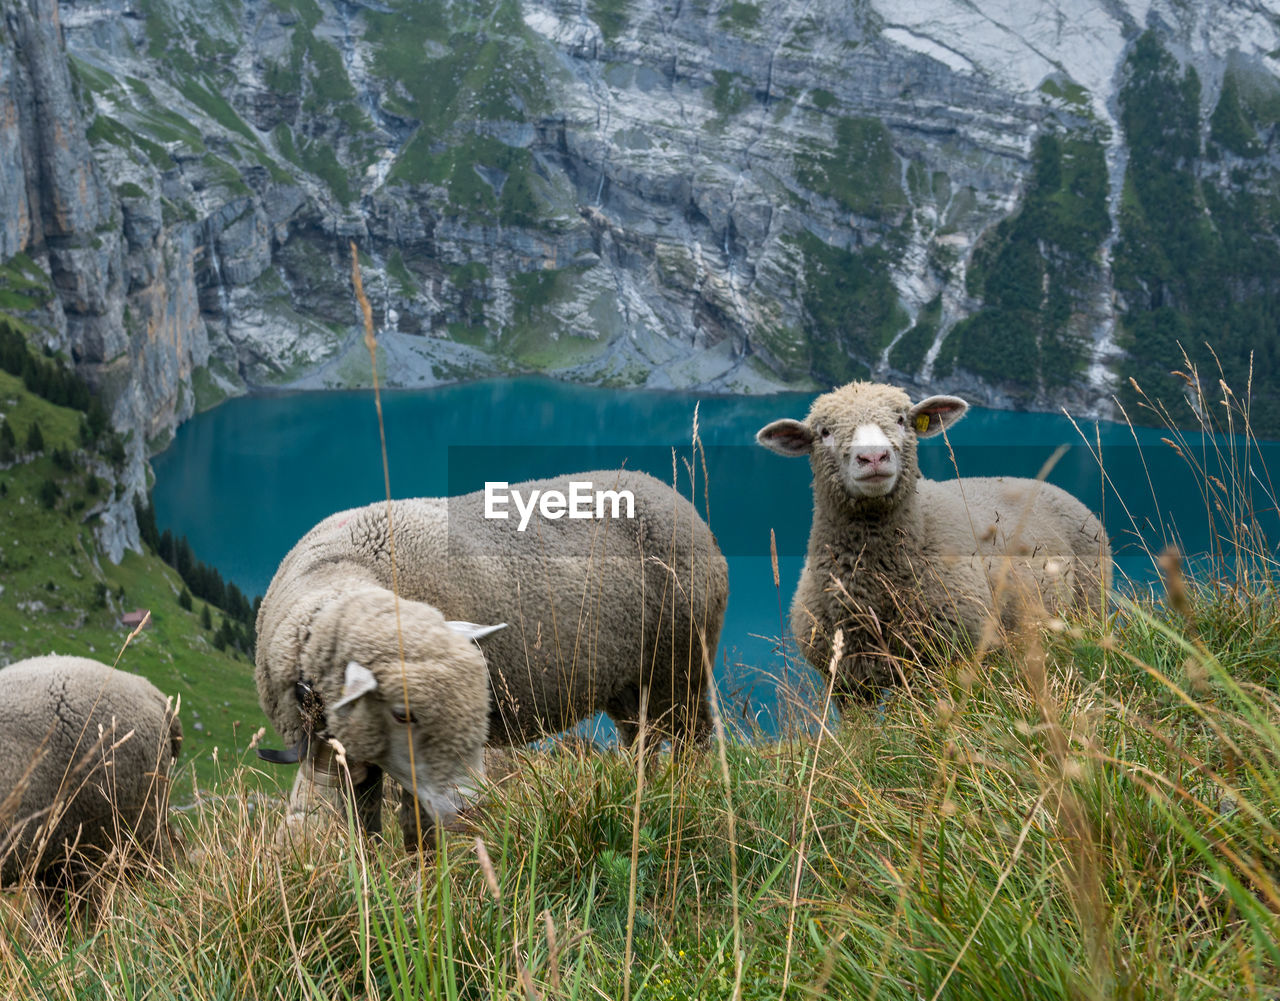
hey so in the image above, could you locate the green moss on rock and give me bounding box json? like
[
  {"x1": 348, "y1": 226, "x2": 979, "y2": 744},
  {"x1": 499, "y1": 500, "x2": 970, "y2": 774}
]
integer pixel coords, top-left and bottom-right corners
[
  {"x1": 796, "y1": 116, "x2": 906, "y2": 221},
  {"x1": 718, "y1": 2, "x2": 760, "y2": 32}
]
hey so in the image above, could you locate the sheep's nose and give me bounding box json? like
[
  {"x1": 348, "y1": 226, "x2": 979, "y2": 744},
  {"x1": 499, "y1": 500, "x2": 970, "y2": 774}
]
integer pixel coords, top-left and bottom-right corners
[{"x1": 855, "y1": 449, "x2": 890, "y2": 468}]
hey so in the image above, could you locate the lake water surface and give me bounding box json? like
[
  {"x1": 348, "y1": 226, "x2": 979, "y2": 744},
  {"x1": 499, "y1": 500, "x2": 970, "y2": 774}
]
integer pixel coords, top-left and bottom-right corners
[{"x1": 152, "y1": 377, "x2": 1280, "y2": 731}]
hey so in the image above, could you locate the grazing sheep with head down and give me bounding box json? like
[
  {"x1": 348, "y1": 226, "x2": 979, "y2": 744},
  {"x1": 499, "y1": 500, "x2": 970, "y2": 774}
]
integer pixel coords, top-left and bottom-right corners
[
  {"x1": 255, "y1": 468, "x2": 728, "y2": 849},
  {"x1": 757, "y1": 381, "x2": 1109, "y2": 705},
  {"x1": 0, "y1": 655, "x2": 182, "y2": 890}
]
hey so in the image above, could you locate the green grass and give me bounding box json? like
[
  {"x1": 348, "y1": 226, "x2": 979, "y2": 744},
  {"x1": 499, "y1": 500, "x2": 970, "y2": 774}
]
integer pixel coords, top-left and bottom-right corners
[
  {"x1": 385, "y1": 249, "x2": 419, "y2": 298},
  {"x1": 366, "y1": 0, "x2": 548, "y2": 132},
  {"x1": 1038, "y1": 76, "x2": 1091, "y2": 111},
  {"x1": 189, "y1": 363, "x2": 238, "y2": 413},
  {"x1": 0, "y1": 369, "x2": 266, "y2": 794},
  {"x1": 810, "y1": 87, "x2": 836, "y2": 111},
  {"x1": 200, "y1": 153, "x2": 252, "y2": 196},
  {"x1": 175, "y1": 78, "x2": 258, "y2": 145},
  {"x1": 278, "y1": 134, "x2": 355, "y2": 205},
  {"x1": 86, "y1": 115, "x2": 176, "y2": 170},
  {"x1": 68, "y1": 55, "x2": 123, "y2": 97},
  {"x1": 390, "y1": 135, "x2": 541, "y2": 225},
  {"x1": 3, "y1": 577, "x2": 1279, "y2": 998},
  {"x1": 589, "y1": 0, "x2": 629, "y2": 43}
]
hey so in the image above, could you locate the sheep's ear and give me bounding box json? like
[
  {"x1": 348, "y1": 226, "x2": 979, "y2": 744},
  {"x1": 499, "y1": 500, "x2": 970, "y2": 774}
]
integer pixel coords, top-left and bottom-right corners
[
  {"x1": 907, "y1": 396, "x2": 968, "y2": 438},
  {"x1": 332, "y1": 661, "x2": 379, "y2": 711},
  {"x1": 447, "y1": 620, "x2": 507, "y2": 642},
  {"x1": 756, "y1": 419, "x2": 814, "y2": 456}
]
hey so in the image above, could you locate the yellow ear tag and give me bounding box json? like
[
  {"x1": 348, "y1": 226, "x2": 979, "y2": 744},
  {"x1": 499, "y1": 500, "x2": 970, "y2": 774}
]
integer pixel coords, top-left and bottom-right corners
[{"x1": 914, "y1": 413, "x2": 931, "y2": 433}]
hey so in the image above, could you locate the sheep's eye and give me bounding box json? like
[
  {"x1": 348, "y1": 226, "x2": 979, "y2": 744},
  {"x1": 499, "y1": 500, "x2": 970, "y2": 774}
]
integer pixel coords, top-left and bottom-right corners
[
  {"x1": 391, "y1": 706, "x2": 416, "y2": 725},
  {"x1": 819, "y1": 426, "x2": 831, "y2": 439},
  {"x1": 897, "y1": 414, "x2": 906, "y2": 427}
]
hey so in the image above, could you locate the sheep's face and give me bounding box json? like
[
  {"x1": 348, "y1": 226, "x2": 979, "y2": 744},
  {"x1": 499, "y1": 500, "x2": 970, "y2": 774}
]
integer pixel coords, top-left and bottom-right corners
[
  {"x1": 756, "y1": 382, "x2": 968, "y2": 507},
  {"x1": 326, "y1": 625, "x2": 500, "y2": 829}
]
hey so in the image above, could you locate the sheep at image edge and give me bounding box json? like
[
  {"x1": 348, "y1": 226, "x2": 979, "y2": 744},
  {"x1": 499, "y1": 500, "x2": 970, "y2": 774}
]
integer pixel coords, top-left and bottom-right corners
[
  {"x1": 0, "y1": 655, "x2": 182, "y2": 890},
  {"x1": 757, "y1": 381, "x2": 1110, "y2": 706},
  {"x1": 255, "y1": 468, "x2": 729, "y2": 850}
]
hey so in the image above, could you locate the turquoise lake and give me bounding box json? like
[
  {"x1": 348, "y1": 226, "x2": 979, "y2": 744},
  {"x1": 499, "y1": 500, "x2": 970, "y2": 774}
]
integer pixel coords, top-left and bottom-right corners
[{"x1": 151, "y1": 377, "x2": 1280, "y2": 731}]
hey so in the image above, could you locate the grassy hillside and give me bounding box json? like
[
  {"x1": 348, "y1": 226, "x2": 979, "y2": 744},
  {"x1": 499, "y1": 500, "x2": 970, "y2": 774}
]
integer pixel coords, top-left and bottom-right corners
[
  {"x1": 2, "y1": 577, "x2": 1278, "y2": 999},
  {"x1": 0, "y1": 367, "x2": 270, "y2": 793}
]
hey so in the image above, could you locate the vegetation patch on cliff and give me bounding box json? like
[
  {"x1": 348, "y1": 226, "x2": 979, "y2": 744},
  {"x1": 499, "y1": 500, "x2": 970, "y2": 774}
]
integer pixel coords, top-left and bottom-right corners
[
  {"x1": 0, "y1": 254, "x2": 53, "y2": 314},
  {"x1": 796, "y1": 230, "x2": 908, "y2": 385},
  {"x1": 888, "y1": 293, "x2": 941, "y2": 375},
  {"x1": 796, "y1": 116, "x2": 907, "y2": 222},
  {"x1": 392, "y1": 134, "x2": 542, "y2": 227},
  {"x1": 1113, "y1": 32, "x2": 1280, "y2": 433},
  {"x1": 718, "y1": 2, "x2": 761, "y2": 33},
  {"x1": 368, "y1": 0, "x2": 548, "y2": 136},
  {"x1": 937, "y1": 132, "x2": 1108, "y2": 397},
  {"x1": 589, "y1": 0, "x2": 630, "y2": 43}
]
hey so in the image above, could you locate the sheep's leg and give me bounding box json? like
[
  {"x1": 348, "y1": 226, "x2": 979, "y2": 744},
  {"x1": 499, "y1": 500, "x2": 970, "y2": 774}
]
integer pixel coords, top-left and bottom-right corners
[
  {"x1": 396, "y1": 787, "x2": 436, "y2": 854},
  {"x1": 690, "y1": 694, "x2": 714, "y2": 747},
  {"x1": 608, "y1": 682, "x2": 709, "y2": 753},
  {"x1": 605, "y1": 685, "x2": 642, "y2": 748},
  {"x1": 656, "y1": 682, "x2": 713, "y2": 753},
  {"x1": 275, "y1": 743, "x2": 376, "y2": 850},
  {"x1": 353, "y1": 764, "x2": 383, "y2": 837}
]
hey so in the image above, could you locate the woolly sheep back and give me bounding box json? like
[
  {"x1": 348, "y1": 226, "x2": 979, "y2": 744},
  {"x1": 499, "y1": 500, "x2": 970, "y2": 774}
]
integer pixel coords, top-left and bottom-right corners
[
  {"x1": 0, "y1": 655, "x2": 182, "y2": 887},
  {"x1": 255, "y1": 468, "x2": 728, "y2": 841}
]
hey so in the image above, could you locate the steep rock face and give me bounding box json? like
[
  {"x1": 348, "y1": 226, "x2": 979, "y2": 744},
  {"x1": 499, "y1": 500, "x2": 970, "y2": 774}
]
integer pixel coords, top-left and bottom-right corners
[
  {"x1": 0, "y1": 0, "x2": 1278, "y2": 501},
  {"x1": 0, "y1": 0, "x2": 216, "y2": 558}
]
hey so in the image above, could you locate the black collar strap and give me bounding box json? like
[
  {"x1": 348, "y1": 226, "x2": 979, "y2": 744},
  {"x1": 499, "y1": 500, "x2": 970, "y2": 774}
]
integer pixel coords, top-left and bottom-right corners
[{"x1": 255, "y1": 679, "x2": 331, "y2": 765}]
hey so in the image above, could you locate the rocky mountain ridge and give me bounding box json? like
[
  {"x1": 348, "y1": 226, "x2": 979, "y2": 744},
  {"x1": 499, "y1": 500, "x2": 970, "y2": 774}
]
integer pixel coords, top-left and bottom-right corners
[{"x1": 3, "y1": 0, "x2": 1280, "y2": 558}]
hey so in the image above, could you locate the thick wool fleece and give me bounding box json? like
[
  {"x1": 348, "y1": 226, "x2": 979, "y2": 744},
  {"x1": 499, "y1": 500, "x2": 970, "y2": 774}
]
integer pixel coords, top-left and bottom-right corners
[
  {"x1": 0, "y1": 656, "x2": 181, "y2": 886},
  {"x1": 256, "y1": 469, "x2": 728, "y2": 837},
  {"x1": 770, "y1": 382, "x2": 1109, "y2": 701},
  {"x1": 256, "y1": 556, "x2": 493, "y2": 843}
]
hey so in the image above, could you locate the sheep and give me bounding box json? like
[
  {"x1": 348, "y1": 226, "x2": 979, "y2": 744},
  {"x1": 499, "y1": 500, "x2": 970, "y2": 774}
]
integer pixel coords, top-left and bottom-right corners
[
  {"x1": 255, "y1": 468, "x2": 728, "y2": 848},
  {"x1": 756, "y1": 381, "x2": 1110, "y2": 704},
  {"x1": 0, "y1": 655, "x2": 182, "y2": 890}
]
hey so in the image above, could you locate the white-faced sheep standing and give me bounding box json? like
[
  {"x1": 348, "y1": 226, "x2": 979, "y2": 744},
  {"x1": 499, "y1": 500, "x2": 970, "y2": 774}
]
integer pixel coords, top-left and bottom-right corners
[
  {"x1": 757, "y1": 381, "x2": 1110, "y2": 705},
  {"x1": 255, "y1": 468, "x2": 728, "y2": 849},
  {"x1": 0, "y1": 655, "x2": 182, "y2": 890}
]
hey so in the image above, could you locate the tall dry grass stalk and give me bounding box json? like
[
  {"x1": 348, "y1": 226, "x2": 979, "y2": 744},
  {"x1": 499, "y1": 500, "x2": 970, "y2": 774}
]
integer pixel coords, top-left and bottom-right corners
[
  {"x1": 779, "y1": 627, "x2": 842, "y2": 998},
  {"x1": 350, "y1": 243, "x2": 424, "y2": 854},
  {"x1": 622, "y1": 690, "x2": 648, "y2": 1001}
]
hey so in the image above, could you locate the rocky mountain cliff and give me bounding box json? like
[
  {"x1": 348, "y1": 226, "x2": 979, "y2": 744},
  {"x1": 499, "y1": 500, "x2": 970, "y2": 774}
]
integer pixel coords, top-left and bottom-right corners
[{"x1": 3, "y1": 0, "x2": 1280, "y2": 556}]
